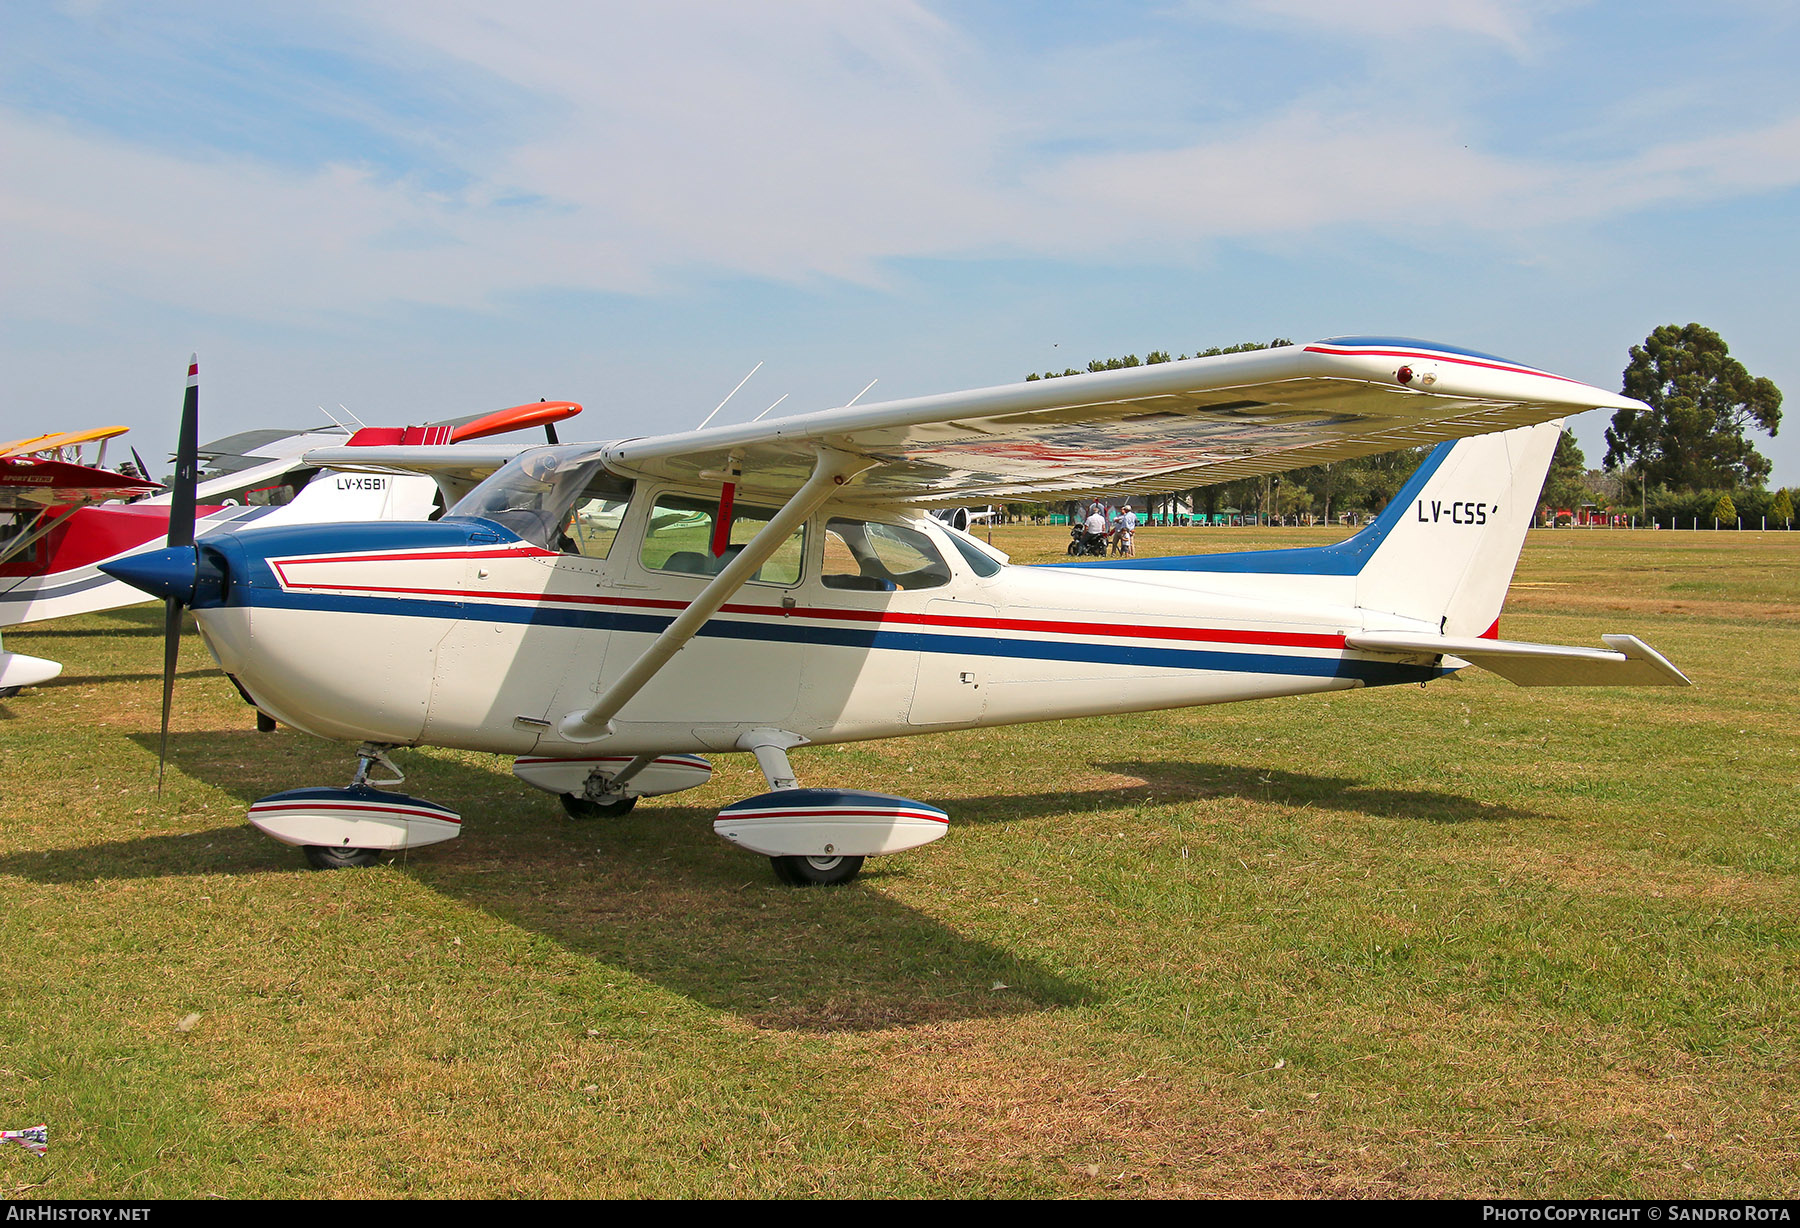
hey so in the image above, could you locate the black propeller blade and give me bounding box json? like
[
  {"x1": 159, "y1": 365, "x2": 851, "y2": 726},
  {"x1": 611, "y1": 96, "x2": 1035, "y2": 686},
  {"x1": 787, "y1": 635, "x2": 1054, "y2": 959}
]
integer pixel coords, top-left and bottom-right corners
[{"x1": 157, "y1": 354, "x2": 201, "y2": 791}]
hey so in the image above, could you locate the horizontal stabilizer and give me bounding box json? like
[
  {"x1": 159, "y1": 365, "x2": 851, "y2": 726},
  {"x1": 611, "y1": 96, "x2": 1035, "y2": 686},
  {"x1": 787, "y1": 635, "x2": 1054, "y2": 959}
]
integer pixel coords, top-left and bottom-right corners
[{"x1": 1345, "y1": 631, "x2": 1691, "y2": 687}]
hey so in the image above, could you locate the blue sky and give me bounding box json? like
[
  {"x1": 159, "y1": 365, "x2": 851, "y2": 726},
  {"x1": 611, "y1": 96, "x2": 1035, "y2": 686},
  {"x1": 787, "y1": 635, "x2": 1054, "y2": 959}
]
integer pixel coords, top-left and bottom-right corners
[{"x1": 3, "y1": 0, "x2": 1797, "y2": 486}]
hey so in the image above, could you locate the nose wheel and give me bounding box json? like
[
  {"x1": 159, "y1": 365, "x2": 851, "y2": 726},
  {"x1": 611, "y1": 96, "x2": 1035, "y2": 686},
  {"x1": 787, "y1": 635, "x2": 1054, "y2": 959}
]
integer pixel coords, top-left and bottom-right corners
[
  {"x1": 560, "y1": 793, "x2": 637, "y2": 820},
  {"x1": 250, "y1": 744, "x2": 461, "y2": 870},
  {"x1": 770, "y1": 854, "x2": 865, "y2": 887},
  {"x1": 303, "y1": 844, "x2": 383, "y2": 870}
]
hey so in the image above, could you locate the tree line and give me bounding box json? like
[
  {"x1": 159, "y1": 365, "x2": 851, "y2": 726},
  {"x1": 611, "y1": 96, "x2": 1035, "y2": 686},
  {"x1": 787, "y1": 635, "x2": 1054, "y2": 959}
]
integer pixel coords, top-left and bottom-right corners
[{"x1": 1016, "y1": 326, "x2": 1791, "y2": 528}]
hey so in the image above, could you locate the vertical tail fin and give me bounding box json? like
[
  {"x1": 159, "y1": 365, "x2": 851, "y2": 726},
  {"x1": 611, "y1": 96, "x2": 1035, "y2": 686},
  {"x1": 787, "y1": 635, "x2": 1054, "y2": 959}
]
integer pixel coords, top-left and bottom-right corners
[
  {"x1": 1351, "y1": 420, "x2": 1561, "y2": 635},
  {"x1": 1061, "y1": 419, "x2": 1563, "y2": 639}
]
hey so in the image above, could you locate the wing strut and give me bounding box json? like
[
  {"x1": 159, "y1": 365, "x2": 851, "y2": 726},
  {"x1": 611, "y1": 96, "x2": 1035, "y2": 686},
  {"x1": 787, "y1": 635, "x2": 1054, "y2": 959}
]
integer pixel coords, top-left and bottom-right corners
[
  {"x1": 0, "y1": 509, "x2": 57, "y2": 568},
  {"x1": 557, "y1": 446, "x2": 873, "y2": 743}
]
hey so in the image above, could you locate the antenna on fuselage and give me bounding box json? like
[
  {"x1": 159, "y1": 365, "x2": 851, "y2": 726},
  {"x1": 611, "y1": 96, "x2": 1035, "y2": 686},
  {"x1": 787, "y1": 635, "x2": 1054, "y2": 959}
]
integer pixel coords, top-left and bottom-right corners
[
  {"x1": 696, "y1": 362, "x2": 763, "y2": 430},
  {"x1": 842, "y1": 379, "x2": 878, "y2": 408},
  {"x1": 750, "y1": 394, "x2": 789, "y2": 423}
]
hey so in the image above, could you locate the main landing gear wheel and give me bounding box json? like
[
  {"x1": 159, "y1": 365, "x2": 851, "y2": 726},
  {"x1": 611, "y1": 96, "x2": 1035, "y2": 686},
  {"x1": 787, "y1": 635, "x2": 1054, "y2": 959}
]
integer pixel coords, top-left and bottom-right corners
[
  {"x1": 302, "y1": 845, "x2": 382, "y2": 870},
  {"x1": 0, "y1": 687, "x2": 19, "y2": 699},
  {"x1": 560, "y1": 793, "x2": 637, "y2": 820},
  {"x1": 770, "y1": 854, "x2": 865, "y2": 887}
]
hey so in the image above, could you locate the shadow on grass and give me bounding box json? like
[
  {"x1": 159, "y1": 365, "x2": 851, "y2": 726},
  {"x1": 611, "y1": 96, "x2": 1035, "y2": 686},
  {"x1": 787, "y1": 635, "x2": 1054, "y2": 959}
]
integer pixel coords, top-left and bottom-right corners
[
  {"x1": 6, "y1": 623, "x2": 163, "y2": 640},
  {"x1": 5, "y1": 731, "x2": 1093, "y2": 1032},
  {"x1": 930, "y1": 760, "x2": 1561, "y2": 827},
  {"x1": 47, "y1": 668, "x2": 225, "y2": 686},
  {"x1": 0, "y1": 824, "x2": 288, "y2": 882},
  {"x1": 8, "y1": 605, "x2": 166, "y2": 640},
  {"x1": 1090, "y1": 760, "x2": 1561, "y2": 826}
]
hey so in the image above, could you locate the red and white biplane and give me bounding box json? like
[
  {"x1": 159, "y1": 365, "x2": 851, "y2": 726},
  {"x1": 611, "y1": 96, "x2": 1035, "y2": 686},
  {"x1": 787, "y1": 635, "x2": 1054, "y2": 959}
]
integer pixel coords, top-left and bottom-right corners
[{"x1": 0, "y1": 397, "x2": 582, "y2": 696}]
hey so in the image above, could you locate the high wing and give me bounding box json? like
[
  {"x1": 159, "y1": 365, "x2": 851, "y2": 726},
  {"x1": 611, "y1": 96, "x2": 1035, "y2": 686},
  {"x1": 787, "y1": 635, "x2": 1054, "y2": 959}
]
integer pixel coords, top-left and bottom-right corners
[
  {"x1": 296, "y1": 443, "x2": 539, "y2": 507},
  {"x1": 156, "y1": 402, "x2": 582, "y2": 506},
  {"x1": 0, "y1": 457, "x2": 160, "y2": 511},
  {"x1": 0, "y1": 426, "x2": 130, "y2": 458},
  {"x1": 303, "y1": 338, "x2": 1642, "y2": 505}
]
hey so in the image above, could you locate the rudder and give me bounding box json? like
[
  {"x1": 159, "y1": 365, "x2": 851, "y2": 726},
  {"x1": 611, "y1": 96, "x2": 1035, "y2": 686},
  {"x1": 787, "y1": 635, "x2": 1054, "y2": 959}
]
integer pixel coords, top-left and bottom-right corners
[{"x1": 1352, "y1": 420, "x2": 1561, "y2": 636}]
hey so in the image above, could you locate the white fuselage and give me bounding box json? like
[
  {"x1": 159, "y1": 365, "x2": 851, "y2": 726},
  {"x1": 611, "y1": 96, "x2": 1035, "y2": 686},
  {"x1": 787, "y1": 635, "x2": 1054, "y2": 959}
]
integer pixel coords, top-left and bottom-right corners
[{"x1": 192, "y1": 493, "x2": 1444, "y2": 759}]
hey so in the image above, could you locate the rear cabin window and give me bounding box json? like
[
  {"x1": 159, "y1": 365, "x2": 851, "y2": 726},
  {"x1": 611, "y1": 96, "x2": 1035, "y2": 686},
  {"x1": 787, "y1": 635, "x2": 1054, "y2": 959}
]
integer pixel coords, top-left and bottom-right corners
[
  {"x1": 821, "y1": 518, "x2": 950, "y2": 591},
  {"x1": 640, "y1": 494, "x2": 806, "y2": 586}
]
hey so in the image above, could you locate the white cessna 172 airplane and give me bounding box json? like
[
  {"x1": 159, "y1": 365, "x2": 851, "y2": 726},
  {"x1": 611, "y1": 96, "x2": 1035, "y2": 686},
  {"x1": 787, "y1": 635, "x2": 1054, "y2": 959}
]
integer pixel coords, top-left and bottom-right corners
[{"x1": 105, "y1": 339, "x2": 1689, "y2": 884}]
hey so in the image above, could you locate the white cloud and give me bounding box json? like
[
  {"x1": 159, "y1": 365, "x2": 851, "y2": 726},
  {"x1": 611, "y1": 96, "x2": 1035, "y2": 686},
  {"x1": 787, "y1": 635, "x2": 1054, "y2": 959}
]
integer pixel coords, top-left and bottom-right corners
[
  {"x1": 1178, "y1": 0, "x2": 1573, "y2": 57},
  {"x1": 1043, "y1": 107, "x2": 1800, "y2": 242},
  {"x1": 367, "y1": 0, "x2": 1020, "y2": 279},
  {"x1": 4, "y1": 1, "x2": 1800, "y2": 330}
]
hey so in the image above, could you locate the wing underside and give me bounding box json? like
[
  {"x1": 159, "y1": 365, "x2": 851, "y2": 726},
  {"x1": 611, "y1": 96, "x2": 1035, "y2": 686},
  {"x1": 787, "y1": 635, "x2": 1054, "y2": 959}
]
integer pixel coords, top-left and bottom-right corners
[{"x1": 305, "y1": 339, "x2": 1645, "y2": 505}]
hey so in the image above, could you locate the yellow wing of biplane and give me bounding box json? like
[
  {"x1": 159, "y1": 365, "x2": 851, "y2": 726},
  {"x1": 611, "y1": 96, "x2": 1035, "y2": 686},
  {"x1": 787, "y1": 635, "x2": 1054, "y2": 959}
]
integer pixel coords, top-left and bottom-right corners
[{"x1": 0, "y1": 425, "x2": 130, "y2": 458}]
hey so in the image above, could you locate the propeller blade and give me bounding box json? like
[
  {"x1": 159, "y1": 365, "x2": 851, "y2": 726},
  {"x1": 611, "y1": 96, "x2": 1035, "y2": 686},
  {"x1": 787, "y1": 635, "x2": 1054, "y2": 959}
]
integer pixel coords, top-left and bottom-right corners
[
  {"x1": 157, "y1": 354, "x2": 201, "y2": 790},
  {"x1": 157, "y1": 597, "x2": 182, "y2": 791},
  {"x1": 167, "y1": 355, "x2": 199, "y2": 549}
]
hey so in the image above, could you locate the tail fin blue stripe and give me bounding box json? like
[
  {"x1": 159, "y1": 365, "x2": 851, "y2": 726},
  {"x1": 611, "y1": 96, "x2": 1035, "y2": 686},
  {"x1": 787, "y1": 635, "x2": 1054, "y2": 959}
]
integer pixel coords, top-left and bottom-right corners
[{"x1": 1051, "y1": 438, "x2": 1455, "y2": 577}]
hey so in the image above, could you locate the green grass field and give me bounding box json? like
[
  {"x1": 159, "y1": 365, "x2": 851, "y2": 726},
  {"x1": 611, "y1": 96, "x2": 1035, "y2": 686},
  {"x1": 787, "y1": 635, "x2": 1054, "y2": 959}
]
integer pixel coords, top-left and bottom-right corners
[{"x1": 1, "y1": 527, "x2": 1795, "y2": 1197}]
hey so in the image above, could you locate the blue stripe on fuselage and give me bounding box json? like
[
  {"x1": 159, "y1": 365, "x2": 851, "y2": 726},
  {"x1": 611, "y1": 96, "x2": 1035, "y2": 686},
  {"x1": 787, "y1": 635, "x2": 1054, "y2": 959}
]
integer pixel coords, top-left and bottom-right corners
[
  {"x1": 204, "y1": 515, "x2": 1442, "y2": 688},
  {"x1": 231, "y1": 585, "x2": 1440, "y2": 687}
]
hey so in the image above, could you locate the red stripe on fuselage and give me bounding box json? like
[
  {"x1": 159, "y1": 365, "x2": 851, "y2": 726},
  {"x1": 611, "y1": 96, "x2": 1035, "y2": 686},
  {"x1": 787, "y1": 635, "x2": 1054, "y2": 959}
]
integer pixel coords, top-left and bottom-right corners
[
  {"x1": 719, "y1": 808, "x2": 948, "y2": 824},
  {"x1": 270, "y1": 543, "x2": 555, "y2": 584},
  {"x1": 250, "y1": 802, "x2": 461, "y2": 824},
  {"x1": 268, "y1": 569, "x2": 1350, "y2": 652}
]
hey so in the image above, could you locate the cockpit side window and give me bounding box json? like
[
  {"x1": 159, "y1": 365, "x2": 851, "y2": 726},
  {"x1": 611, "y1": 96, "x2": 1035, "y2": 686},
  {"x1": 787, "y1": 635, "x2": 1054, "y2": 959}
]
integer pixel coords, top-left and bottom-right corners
[
  {"x1": 941, "y1": 529, "x2": 1003, "y2": 577},
  {"x1": 556, "y1": 472, "x2": 634, "y2": 557},
  {"x1": 640, "y1": 493, "x2": 806, "y2": 585},
  {"x1": 450, "y1": 447, "x2": 625, "y2": 551},
  {"x1": 821, "y1": 518, "x2": 950, "y2": 591}
]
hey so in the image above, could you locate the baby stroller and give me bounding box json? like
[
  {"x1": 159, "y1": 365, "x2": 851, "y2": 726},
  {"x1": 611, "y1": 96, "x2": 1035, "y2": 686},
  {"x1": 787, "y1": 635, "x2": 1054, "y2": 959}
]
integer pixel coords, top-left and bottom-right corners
[{"x1": 1067, "y1": 524, "x2": 1108, "y2": 557}]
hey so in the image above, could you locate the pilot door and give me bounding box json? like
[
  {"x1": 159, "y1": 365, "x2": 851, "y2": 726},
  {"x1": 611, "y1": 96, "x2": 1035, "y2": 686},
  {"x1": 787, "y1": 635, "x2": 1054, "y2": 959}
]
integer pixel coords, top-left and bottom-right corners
[
  {"x1": 582, "y1": 489, "x2": 808, "y2": 727},
  {"x1": 425, "y1": 478, "x2": 635, "y2": 750}
]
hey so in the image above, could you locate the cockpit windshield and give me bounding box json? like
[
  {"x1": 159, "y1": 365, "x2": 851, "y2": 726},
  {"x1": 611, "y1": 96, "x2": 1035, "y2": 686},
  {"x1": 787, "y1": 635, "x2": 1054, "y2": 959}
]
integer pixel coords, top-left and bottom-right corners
[{"x1": 448, "y1": 445, "x2": 631, "y2": 551}]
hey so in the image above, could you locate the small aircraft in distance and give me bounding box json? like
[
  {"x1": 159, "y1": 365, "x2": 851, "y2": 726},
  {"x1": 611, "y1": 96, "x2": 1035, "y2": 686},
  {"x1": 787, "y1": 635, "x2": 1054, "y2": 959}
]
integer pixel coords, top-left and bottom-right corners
[
  {"x1": 107, "y1": 340, "x2": 1690, "y2": 884},
  {"x1": 928, "y1": 506, "x2": 996, "y2": 533},
  {"x1": 0, "y1": 424, "x2": 135, "y2": 467},
  {"x1": 0, "y1": 401, "x2": 582, "y2": 696},
  {"x1": 0, "y1": 436, "x2": 161, "y2": 693}
]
